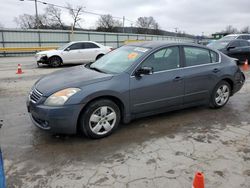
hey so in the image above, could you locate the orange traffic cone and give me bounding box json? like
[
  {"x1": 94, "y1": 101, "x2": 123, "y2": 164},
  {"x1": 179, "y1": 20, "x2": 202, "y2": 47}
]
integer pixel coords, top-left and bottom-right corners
[
  {"x1": 242, "y1": 59, "x2": 249, "y2": 72},
  {"x1": 16, "y1": 64, "x2": 24, "y2": 74},
  {"x1": 193, "y1": 172, "x2": 205, "y2": 188}
]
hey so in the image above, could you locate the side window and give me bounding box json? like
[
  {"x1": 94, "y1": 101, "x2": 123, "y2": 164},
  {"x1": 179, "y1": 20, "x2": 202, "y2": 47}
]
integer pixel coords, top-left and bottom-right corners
[
  {"x1": 84, "y1": 43, "x2": 100, "y2": 49},
  {"x1": 229, "y1": 41, "x2": 240, "y2": 47},
  {"x1": 141, "y1": 47, "x2": 180, "y2": 72},
  {"x1": 240, "y1": 41, "x2": 249, "y2": 47},
  {"x1": 210, "y1": 50, "x2": 219, "y2": 63},
  {"x1": 238, "y1": 36, "x2": 244, "y2": 39},
  {"x1": 184, "y1": 47, "x2": 211, "y2": 66},
  {"x1": 68, "y1": 43, "x2": 83, "y2": 50}
]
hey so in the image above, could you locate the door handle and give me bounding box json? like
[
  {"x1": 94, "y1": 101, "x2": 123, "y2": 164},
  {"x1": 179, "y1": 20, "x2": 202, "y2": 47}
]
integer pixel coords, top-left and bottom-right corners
[
  {"x1": 173, "y1": 76, "x2": 183, "y2": 81},
  {"x1": 213, "y1": 68, "x2": 220, "y2": 73}
]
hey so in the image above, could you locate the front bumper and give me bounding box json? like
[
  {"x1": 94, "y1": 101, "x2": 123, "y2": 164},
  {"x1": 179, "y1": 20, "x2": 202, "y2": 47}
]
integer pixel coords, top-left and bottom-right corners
[
  {"x1": 36, "y1": 55, "x2": 49, "y2": 64},
  {"x1": 27, "y1": 99, "x2": 85, "y2": 134}
]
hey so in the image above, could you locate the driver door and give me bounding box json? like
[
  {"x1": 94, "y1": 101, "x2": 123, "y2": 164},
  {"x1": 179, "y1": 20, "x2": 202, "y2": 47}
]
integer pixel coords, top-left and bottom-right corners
[{"x1": 129, "y1": 46, "x2": 184, "y2": 114}]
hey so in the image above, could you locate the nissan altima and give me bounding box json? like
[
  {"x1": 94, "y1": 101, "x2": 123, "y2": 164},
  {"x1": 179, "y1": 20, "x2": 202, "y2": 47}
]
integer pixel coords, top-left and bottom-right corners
[{"x1": 27, "y1": 42, "x2": 245, "y2": 138}]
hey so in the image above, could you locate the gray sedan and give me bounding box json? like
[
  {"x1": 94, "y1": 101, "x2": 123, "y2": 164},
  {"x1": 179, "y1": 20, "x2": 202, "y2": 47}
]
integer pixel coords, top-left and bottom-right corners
[{"x1": 27, "y1": 42, "x2": 245, "y2": 138}]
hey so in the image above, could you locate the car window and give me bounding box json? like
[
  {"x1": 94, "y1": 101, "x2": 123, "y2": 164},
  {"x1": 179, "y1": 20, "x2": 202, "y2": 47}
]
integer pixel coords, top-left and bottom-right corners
[
  {"x1": 184, "y1": 47, "x2": 211, "y2": 66},
  {"x1": 229, "y1": 41, "x2": 240, "y2": 47},
  {"x1": 90, "y1": 46, "x2": 149, "y2": 74},
  {"x1": 84, "y1": 42, "x2": 100, "y2": 49},
  {"x1": 240, "y1": 40, "x2": 249, "y2": 47},
  {"x1": 238, "y1": 36, "x2": 244, "y2": 39},
  {"x1": 68, "y1": 43, "x2": 84, "y2": 50},
  {"x1": 210, "y1": 50, "x2": 219, "y2": 63},
  {"x1": 140, "y1": 47, "x2": 180, "y2": 72}
]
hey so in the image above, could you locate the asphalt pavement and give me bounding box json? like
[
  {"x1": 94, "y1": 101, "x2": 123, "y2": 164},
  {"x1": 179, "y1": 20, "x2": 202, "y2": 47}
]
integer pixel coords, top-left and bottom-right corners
[{"x1": 0, "y1": 56, "x2": 250, "y2": 188}]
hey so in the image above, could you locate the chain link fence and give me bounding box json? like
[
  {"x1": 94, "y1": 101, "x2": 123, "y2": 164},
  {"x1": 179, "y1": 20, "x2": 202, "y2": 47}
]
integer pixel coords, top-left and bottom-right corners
[{"x1": 0, "y1": 29, "x2": 195, "y2": 56}]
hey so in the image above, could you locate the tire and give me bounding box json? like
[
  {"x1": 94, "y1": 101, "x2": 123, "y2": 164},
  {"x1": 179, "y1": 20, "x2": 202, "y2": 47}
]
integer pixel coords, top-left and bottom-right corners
[
  {"x1": 210, "y1": 81, "x2": 231, "y2": 109},
  {"x1": 49, "y1": 56, "x2": 62, "y2": 67},
  {"x1": 96, "y1": 54, "x2": 104, "y2": 61},
  {"x1": 80, "y1": 99, "x2": 121, "y2": 139}
]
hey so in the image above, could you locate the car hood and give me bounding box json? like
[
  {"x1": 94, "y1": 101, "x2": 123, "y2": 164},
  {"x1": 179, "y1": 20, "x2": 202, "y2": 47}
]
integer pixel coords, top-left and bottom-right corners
[
  {"x1": 35, "y1": 66, "x2": 113, "y2": 96},
  {"x1": 36, "y1": 49, "x2": 60, "y2": 55}
]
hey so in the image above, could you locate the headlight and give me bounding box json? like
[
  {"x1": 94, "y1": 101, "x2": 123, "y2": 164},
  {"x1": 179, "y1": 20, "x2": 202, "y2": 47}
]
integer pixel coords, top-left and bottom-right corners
[
  {"x1": 44, "y1": 88, "x2": 81, "y2": 106},
  {"x1": 36, "y1": 54, "x2": 47, "y2": 58}
]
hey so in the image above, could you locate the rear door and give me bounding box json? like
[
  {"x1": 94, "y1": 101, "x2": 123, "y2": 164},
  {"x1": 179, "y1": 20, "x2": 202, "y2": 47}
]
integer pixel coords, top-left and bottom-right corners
[
  {"x1": 130, "y1": 46, "x2": 184, "y2": 114},
  {"x1": 81, "y1": 42, "x2": 101, "y2": 63},
  {"x1": 181, "y1": 46, "x2": 221, "y2": 105},
  {"x1": 61, "y1": 42, "x2": 85, "y2": 63}
]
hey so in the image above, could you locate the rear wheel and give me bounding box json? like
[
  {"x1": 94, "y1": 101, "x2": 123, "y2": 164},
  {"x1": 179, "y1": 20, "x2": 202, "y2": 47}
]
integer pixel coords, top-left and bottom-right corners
[
  {"x1": 80, "y1": 99, "x2": 121, "y2": 139},
  {"x1": 210, "y1": 81, "x2": 231, "y2": 108},
  {"x1": 96, "y1": 54, "x2": 104, "y2": 61},
  {"x1": 49, "y1": 56, "x2": 62, "y2": 67}
]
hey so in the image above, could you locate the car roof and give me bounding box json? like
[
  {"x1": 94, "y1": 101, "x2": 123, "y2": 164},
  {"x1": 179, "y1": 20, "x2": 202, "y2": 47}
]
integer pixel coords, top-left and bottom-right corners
[
  {"x1": 219, "y1": 39, "x2": 248, "y2": 42},
  {"x1": 225, "y1": 34, "x2": 250, "y2": 37},
  {"x1": 70, "y1": 41, "x2": 96, "y2": 44},
  {"x1": 127, "y1": 41, "x2": 204, "y2": 49}
]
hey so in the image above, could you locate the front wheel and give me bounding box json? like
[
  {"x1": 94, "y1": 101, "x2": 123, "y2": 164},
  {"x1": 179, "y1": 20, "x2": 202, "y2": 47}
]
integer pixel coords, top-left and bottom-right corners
[
  {"x1": 80, "y1": 99, "x2": 121, "y2": 139},
  {"x1": 210, "y1": 81, "x2": 231, "y2": 108},
  {"x1": 49, "y1": 56, "x2": 62, "y2": 67}
]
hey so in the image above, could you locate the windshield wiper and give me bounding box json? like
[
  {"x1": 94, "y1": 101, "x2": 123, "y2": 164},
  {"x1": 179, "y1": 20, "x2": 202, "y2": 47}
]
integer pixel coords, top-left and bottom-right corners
[{"x1": 89, "y1": 66, "x2": 106, "y2": 73}]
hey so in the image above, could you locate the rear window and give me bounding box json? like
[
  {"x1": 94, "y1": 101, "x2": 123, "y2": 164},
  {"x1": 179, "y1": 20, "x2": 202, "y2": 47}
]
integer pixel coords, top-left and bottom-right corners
[
  {"x1": 184, "y1": 47, "x2": 211, "y2": 66},
  {"x1": 84, "y1": 43, "x2": 99, "y2": 49},
  {"x1": 184, "y1": 47, "x2": 219, "y2": 67}
]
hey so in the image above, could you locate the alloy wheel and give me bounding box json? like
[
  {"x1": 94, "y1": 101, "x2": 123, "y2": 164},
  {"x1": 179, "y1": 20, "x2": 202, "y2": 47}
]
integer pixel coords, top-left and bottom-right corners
[
  {"x1": 215, "y1": 85, "x2": 230, "y2": 106},
  {"x1": 89, "y1": 106, "x2": 117, "y2": 135}
]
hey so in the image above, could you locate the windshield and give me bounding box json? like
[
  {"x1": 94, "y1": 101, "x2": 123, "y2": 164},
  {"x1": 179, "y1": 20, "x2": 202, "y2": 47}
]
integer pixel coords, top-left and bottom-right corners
[
  {"x1": 57, "y1": 43, "x2": 70, "y2": 50},
  {"x1": 207, "y1": 40, "x2": 229, "y2": 50},
  {"x1": 90, "y1": 46, "x2": 150, "y2": 74},
  {"x1": 221, "y1": 35, "x2": 237, "y2": 40}
]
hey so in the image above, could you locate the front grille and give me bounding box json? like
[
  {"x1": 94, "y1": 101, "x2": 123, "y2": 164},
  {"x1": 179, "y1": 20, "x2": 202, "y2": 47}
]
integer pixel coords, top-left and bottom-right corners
[{"x1": 30, "y1": 89, "x2": 43, "y2": 103}]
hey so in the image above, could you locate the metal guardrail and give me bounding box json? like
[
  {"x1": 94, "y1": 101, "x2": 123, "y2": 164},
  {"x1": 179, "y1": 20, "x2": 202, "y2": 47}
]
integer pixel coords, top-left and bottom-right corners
[
  {"x1": 0, "y1": 28, "x2": 195, "y2": 56},
  {"x1": 0, "y1": 47, "x2": 57, "y2": 52}
]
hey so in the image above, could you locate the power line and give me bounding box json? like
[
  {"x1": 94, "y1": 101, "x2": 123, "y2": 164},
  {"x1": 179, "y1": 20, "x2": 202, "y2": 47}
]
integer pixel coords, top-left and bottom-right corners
[{"x1": 28, "y1": 0, "x2": 136, "y2": 24}]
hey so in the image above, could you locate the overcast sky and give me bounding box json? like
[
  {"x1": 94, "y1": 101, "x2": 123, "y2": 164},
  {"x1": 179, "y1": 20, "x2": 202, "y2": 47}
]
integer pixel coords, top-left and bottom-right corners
[{"x1": 0, "y1": 0, "x2": 249, "y2": 35}]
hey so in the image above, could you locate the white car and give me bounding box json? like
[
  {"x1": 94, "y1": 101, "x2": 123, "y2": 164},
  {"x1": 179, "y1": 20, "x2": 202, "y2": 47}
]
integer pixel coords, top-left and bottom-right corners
[
  {"x1": 221, "y1": 34, "x2": 250, "y2": 42},
  {"x1": 36, "y1": 41, "x2": 113, "y2": 67}
]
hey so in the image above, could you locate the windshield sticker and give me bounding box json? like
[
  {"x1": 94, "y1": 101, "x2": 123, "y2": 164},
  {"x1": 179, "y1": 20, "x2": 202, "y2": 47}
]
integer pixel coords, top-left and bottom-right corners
[
  {"x1": 128, "y1": 52, "x2": 138, "y2": 59},
  {"x1": 134, "y1": 47, "x2": 149, "y2": 53}
]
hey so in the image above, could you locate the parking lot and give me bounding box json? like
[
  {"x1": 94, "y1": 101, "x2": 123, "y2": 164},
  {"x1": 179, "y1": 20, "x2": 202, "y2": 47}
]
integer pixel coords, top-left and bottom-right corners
[{"x1": 0, "y1": 57, "x2": 250, "y2": 187}]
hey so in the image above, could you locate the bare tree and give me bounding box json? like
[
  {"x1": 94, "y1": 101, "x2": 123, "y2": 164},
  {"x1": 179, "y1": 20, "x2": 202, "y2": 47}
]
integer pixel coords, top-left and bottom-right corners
[
  {"x1": 241, "y1": 26, "x2": 250, "y2": 34},
  {"x1": 96, "y1": 14, "x2": 122, "y2": 32},
  {"x1": 45, "y1": 5, "x2": 64, "y2": 29},
  {"x1": 136, "y1": 16, "x2": 160, "y2": 34},
  {"x1": 136, "y1": 16, "x2": 158, "y2": 29},
  {"x1": 224, "y1": 25, "x2": 238, "y2": 34},
  {"x1": 14, "y1": 14, "x2": 49, "y2": 29},
  {"x1": 66, "y1": 3, "x2": 84, "y2": 29}
]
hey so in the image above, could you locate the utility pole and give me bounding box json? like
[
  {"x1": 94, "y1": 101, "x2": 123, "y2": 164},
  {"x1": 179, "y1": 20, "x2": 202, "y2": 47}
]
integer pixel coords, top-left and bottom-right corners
[
  {"x1": 34, "y1": 0, "x2": 39, "y2": 29},
  {"x1": 122, "y1": 16, "x2": 125, "y2": 33},
  {"x1": 20, "y1": 0, "x2": 39, "y2": 29},
  {"x1": 174, "y1": 27, "x2": 178, "y2": 37}
]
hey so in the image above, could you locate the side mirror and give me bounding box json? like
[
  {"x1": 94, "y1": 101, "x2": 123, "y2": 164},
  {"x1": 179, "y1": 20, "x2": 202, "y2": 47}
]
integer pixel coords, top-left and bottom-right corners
[
  {"x1": 227, "y1": 46, "x2": 235, "y2": 51},
  {"x1": 65, "y1": 47, "x2": 71, "y2": 51},
  {"x1": 135, "y1": 67, "x2": 153, "y2": 77}
]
